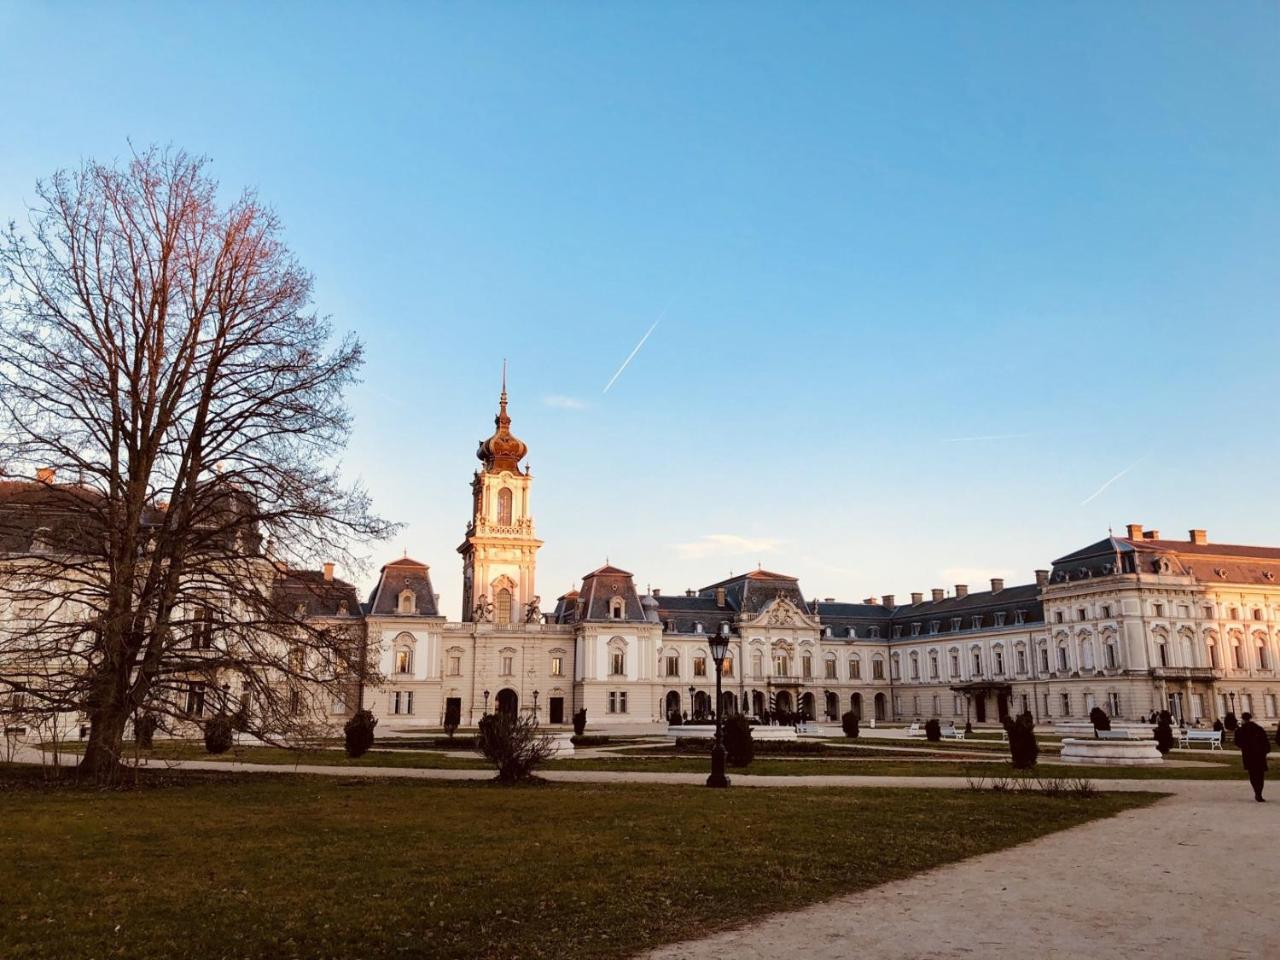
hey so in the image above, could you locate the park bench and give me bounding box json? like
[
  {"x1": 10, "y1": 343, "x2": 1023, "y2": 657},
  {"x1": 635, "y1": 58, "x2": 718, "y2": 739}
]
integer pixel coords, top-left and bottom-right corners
[
  {"x1": 907, "y1": 721, "x2": 924, "y2": 736},
  {"x1": 941, "y1": 726, "x2": 965, "y2": 740},
  {"x1": 1179, "y1": 729, "x2": 1222, "y2": 750}
]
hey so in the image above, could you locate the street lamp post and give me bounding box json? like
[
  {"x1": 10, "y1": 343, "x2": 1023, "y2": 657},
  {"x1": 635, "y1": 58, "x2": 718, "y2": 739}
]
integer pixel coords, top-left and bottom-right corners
[
  {"x1": 707, "y1": 621, "x2": 732, "y2": 789},
  {"x1": 533, "y1": 689, "x2": 540, "y2": 722},
  {"x1": 483, "y1": 689, "x2": 490, "y2": 716},
  {"x1": 689, "y1": 685, "x2": 696, "y2": 720}
]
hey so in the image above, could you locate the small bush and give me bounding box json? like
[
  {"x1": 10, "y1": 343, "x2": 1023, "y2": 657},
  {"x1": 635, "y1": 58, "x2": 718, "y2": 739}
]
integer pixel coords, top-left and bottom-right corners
[
  {"x1": 841, "y1": 711, "x2": 860, "y2": 739},
  {"x1": 1089, "y1": 706, "x2": 1111, "y2": 733},
  {"x1": 570, "y1": 735, "x2": 610, "y2": 747},
  {"x1": 1223, "y1": 711, "x2": 1238, "y2": 732},
  {"x1": 925, "y1": 718, "x2": 941, "y2": 742},
  {"x1": 203, "y1": 713, "x2": 234, "y2": 755},
  {"x1": 724, "y1": 714, "x2": 754, "y2": 767},
  {"x1": 344, "y1": 709, "x2": 378, "y2": 758},
  {"x1": 478, "y1": 712, "x2": 554, "y2": 783},
  {"x1": 133, "y1": 713, "x2": 157, "y2": 748},
  {"x1": 572, "y1": 708, "x2": 587, "y2": 737},
  {"x1": 964, "y1": 721, "x2": 973, "y2": 736},
  {"x1": 230, "y1": 701, "x2": 251, "y2": 734},
  {"x1": 668, "y1": 713, "x2": 683, "y2": 727}
]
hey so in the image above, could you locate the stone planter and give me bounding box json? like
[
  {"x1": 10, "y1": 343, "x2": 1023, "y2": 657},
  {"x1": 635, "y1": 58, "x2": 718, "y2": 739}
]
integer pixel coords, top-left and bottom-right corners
[
  {"x1": 546, "y1": 732, "x2": 575, "y2": 758},
  {"x1": 1058, "y1": 737, "x2": 1164, "y2": 766}
]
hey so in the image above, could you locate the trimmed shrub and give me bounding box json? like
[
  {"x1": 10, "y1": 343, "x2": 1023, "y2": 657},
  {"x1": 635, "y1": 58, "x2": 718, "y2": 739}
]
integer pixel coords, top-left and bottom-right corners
[
  {"x1": 964, "y1": 721, "x2": 973, "y2": 736},
  {"x1": 724, "y1": 713, "x2": 754, "y2": 767},
  {"x1": 344, "y1": 709, "x2": 378, "y2": 758},
  {"x1": 133, "y1": 712, "x2": 157, "y2": 748},
  {"x1": 1223, "y1": 711, "x2": 1238, "y2": 732},
  {"x1": 230, "y1": 701, "x2": 251, "y2": 734},
  {"x1": 1007, "y1": 711, "x2": 1039, "y2": 769},
  {"x1": 203, "y1": 713, "x2": 234, "y2": 755},
  {"x1": 1089, "y1": 706, "x2": 1111, "y2": 733},
  {"x1": 1153, "y1": 710, "x2": 1175, "y2": 755},
  {"x1": 925, "y1": 718, "x2": 942, "y2": 742},
  {"x1": 841, "y1": 711, "x2": 860, "y2": 739},
  {"x1": 572, "y1": 708, "x2": 587, "y2": 737},
  {"x1": 478, "y1": 712, "x2": 554, "y2": 783},
  {"x1": 668, "y1": 713, "x2": 683, "y2": 727},
  {"x1": 570, "y1": 735, "x2": 610, "y2": 747}
]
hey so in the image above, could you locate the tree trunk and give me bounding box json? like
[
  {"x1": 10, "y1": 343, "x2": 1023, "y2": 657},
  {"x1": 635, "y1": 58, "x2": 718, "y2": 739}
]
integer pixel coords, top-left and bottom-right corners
[{"x1": 79, "y1": 704, "x2": 130, "y2": 785}]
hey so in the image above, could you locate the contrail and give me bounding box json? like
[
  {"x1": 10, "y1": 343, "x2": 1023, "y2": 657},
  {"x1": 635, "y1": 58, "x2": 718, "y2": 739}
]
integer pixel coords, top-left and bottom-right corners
[
  {"x1": 603, "y1": 311, "x2": 665, "y2": 393},
  {"x1": 1080, "y1": 457, "x2": 1145, "y2": 506}
]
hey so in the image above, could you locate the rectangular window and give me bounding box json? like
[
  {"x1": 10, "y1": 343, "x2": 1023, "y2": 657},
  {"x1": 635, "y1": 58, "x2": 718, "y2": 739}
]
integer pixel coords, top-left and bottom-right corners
[
  {"x1": 1040, "y1": 649, "x2": 1050, "y2": 672},
  {"x1": 1101, "y1": 605, "x2": 1112, "y2": 619},
  {"x1": 1153, "y1": 603, "x2": 1164, "y2": 617},
  {"x1": 1060, "y1": 692, "x2": 1071, "y2": 716},
  {"x1": 608, "y1": 691, "x2": 617, "y2": 713},
  {"x1": 824, "y1": 659, "x2": 837, "y2": 679},
  {"x1": 502, "y1": 655, "x2": 514, "y2": 676},
  {"x1": 752, "y1": 654, "x2": 763, "y2": 679},
  {"x1": 872, "y1": 659, "x2": 884, "y2": 680},
  {"x1": 185, "y1": 682, "x2": 206, "y2": 718},
  {"x1": 550, "y1": 655, "x2": 563, "y2": 677},
  {"x1": 1054, "y1": 611, "x2": 1064, "y2": 624},
  {"x1": 929, "y1": 655, "x2": 939, "y2": 679},
  {"x1": 608, "y1": 691, "x2": 628, "y2": 714},
  {"x1": 910, "y1": 659, "x2": 919, "y2": 680},
  {"x1": 1266, "y1": 694, "x2": 1278, "y2": 719},
  {"x1": 1016, "y1": 649, "x2": 1027, "y2": 674},
  {"x1": 611, "y1": 652, "x2": 626, "y2": 676},
  {"x1": 849, "y1": 659, "x2": 861, "y2": 679},
  {"x1": 950, "y1": 653, "x2": 960, "y2": 677},
  {"x1": 331, "y1": 693, "x2": 347, "y2": 715},
  {"x1": 890, "y1": 659, "x2": 900, "y2": 680},
  {"x1": 1108, "y1": 692, "x2": 1121, "y2": 717},
  {"x1": 774, "y1": 655, "x2": 789, "y2": 677},
  {"x1": 694, "y1": 657, "x2": 707, "y2": 677},
  {"x1": 1078, "y1": 608, "x2": 1088, "y2": 622},
  {"x1": 667, "y1": 655, "x2": 680, "y2": 677},
  {"x1": 395, "y1": 649, "x2": 412, "y2": 674},
  {"x1": 972, "y1": 651, "x2": 982, "y2": 675},
  {"x1": 1057, "y1": 648, "x2": 1069, "y2": 671},
  {"x1": 448, "y1": 655, "x2": 462, "y2": 676},
  {"x1": 722, "y1": 656, "x2": 734, "y2": 677},
  {"x1": 1105, "y1": 644, "x2": 1117, "y2": 669},
  {"x1": 994, "y1": 649, "x2": 1004, "y2": 674},
  {"x1": 802, "y1": 655, "x2": 812, "y2": 679}
]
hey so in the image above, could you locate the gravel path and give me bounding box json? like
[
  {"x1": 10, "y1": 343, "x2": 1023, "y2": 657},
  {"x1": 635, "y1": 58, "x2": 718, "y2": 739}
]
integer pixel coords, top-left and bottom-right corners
[{"x1": 645, "y1": 778, "x2": 1276, "y2": 960}]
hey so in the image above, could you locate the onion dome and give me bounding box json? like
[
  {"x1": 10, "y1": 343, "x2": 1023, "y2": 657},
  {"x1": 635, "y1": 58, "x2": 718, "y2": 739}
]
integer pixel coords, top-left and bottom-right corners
[{"x1": 476, "y1": 372, "x2": 528, "y2": 474}]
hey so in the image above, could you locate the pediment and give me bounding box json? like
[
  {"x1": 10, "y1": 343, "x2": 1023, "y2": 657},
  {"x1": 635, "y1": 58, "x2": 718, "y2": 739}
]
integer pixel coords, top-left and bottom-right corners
[{"x1": 745, "y1": 594, "x2": 820, "y2": 630}]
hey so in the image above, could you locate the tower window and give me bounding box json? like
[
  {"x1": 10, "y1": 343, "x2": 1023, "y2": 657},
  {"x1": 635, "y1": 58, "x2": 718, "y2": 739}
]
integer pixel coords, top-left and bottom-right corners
[
  {"x1": 497, "y1": 488, "x2": 513, "y2": 525},
  {"x1": 496, "y1": 588, "x2": 513, "y2": 625}
]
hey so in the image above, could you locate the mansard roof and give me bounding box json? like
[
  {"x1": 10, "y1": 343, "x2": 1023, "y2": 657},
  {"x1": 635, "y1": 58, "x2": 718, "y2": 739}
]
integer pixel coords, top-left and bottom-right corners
[
  {"x1": 697, "y1": 569, "x2": 811, "y2": 617},
  {"x1": 1051, "y1": 530, "x2": 1280, "y2": 586},
  {"x1": 574, "y1": 564, "x2": 646, "y2": 621},
  {"x1": 367, "y1": 556, "x2": 439, "y2": 616},
  {"x1": 272, "y1": 568, "x2": 362, "y2": 619}
]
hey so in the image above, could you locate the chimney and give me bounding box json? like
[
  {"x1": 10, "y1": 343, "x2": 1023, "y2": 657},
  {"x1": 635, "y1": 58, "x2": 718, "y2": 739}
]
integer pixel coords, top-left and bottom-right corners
[
  {"x1": 35, "y1": 467, "x2": 56, "y2": 484},
  {"x1": 864, "y1": 597, "x2": 878, "y2": 605},
  {"x1": 911, "y1": 592, "x2": 923, "y2": 604},
  {"x1": 824, "y1": 597, "x2": 835, "y2": 603},
  {"x1": 955, "y1": 584, "x2": 969, "y2": 599},
  {"x1": 715, "y1": 587, "x2": 727, "y2": 608},
  {"x1": 1126, "y1": 523, "x2": 1143, "y2": 540},
  {"x1": 932, "y1": 588, "x2": 945, "y2": 602},
  {"x1": 882, "y1": 594, "x2": 895, "y2": 608},
  {"x1": 652, "y1": 588, "x2": 661, "y2": 597},
  {"x1": 322, "y1": 562, "x2": 335, "y2": 582},
  {"x1": 1189, "y1": 529, "x2": 1208, "y2": 545},
  {"x1": 1142, "y1": 530, "x2": 1160, "y2": 540},
  {"x1": 685, "y1": 589, "x2": 695, "y2": 597},
  {"x1": 1035, "y1": 569, "x2": 1050, "y2": 587},
  {"x1": 990, "y1": 578, "x2": 1004, "y2": 593}
]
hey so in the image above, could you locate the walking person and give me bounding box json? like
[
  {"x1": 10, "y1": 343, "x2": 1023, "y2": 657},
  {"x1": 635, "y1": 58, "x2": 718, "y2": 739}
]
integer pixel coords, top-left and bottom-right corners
[{"x1": 1233, "y1": 712, "x2": 1271, "y2": 802}]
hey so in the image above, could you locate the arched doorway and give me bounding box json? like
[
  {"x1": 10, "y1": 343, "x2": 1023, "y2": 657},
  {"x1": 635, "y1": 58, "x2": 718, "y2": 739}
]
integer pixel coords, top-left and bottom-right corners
[
  {"x1": 751, "y1": 690, "x2": 765, "y2": 716},
  {"x1": 799, "y1": 692, "x2": 815, "y2": 720},
  {"x1": 720, "y1": 691, "x2": 737, "y2": 715},
  {"x1": 774, "y1": 691, "x2": 793, "y2": 715},
  {"x1": 851, "y1": 692, "x2": 863, "y2": 720},
  {"x1": 496, "y1": 688, "x2": 518, "y2": 717},
  {"x1": 825, "y1": 691, "x2": 839, "y2": 720},
  {"x1": 693, "y1": 690, "x2": 710, "y2": 717},
  {"x1": 873, "y1": 692, "x2": 887, "y2": 721},
  {"x1": 665, "y1": 690, "x2": 681, "y2": 721}
]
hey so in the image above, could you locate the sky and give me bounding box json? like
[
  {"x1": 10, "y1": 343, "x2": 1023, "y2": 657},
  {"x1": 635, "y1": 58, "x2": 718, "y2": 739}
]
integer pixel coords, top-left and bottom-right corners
[{"x1": 1, "y1": 2, "x2": 1277, "y2": 616}]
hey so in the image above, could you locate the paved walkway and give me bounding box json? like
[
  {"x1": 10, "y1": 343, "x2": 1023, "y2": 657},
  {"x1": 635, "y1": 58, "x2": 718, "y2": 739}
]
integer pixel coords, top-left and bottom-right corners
[{"x1": 646, "y1": 779, "x2": 1277, "y2": 960}]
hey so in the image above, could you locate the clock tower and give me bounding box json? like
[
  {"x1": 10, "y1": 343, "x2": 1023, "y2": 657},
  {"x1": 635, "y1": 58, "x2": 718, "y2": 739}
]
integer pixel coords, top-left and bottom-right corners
[{"x1": 458, "y1": 372, "x2": 542, "y2": 623}]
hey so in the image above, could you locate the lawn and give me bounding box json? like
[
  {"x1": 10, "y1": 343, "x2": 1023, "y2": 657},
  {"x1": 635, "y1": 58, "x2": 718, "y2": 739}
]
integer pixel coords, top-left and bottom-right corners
[{"x1": 0, "y1": 766, "x2": 1156, "y2": 960}]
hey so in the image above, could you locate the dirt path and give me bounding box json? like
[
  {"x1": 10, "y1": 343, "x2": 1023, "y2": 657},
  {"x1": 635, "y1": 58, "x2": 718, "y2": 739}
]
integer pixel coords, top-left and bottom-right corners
[{"x1": 644, "y1": 779, "x2": 1276, "y2": 960}]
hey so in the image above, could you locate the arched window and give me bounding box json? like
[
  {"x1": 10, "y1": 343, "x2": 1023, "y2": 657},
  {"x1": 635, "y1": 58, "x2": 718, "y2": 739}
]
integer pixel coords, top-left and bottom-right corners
[
  {"x1": 609, "y1": 597, "x2": 625, "y2": 620},
  {"x1": 393, "y1": 634, "x2": 414, "y2": 674},
  {"x1": 609, "y1": 638, "x2": 627, "y2": 677},
  {"x1": 909, "y1": 652, "x2": 920, "y2": 680},
  {"x1": 497, "y1": 488, "x2": 513, "y2": 525},
  {"x1": 398, "y1": 589, "x2": 416, "y2": 615},
  {"x1": 496, "y1": 588, "x2": 513, "y2": 625}
]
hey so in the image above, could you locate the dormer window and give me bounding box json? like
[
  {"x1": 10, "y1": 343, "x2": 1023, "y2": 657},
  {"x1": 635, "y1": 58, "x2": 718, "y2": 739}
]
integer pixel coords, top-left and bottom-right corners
[
  {"x1": 694, "y1": 621, "x2": 704, "y2": 634},
  {"x1": 929, "y1": 620, "x2": 940, "y2": 635},
  {"x1": 609, "y1": 597, "x2": 625, "y2": 620},
  {"x1": 994, "y1": 612, "x2": 1006, "y2": 627},
  {"x1": 337, "y1": 600, "x2": 350, "y2": 617},
  {"x1": 971, "y1": 615, "x2": 982, "y2": 630},
  {"x1": 665, "y1": 619, "x2": 675, "y2": 633},
  {"x1": 398, "y1": 590, "x2": 416, "y2": 615},
  {"x1": 1014, "y1": 610, "x2": 1026, "y2": 625},
  {"x1": 911, "y1": 623, "x2": 921, "y2": 637},
  {"x1": 950, "y1": 617, "x2": 962, "y2": 631},
  {"x1": 823, "y1": 626, "x2": 832, "y2": 638}
]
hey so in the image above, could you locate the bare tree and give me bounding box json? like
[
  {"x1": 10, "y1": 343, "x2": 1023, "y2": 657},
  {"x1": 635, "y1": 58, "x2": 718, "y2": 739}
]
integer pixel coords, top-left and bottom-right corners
[{"x1": 0, "y1": 147, "x2": 395, "y2": 783}]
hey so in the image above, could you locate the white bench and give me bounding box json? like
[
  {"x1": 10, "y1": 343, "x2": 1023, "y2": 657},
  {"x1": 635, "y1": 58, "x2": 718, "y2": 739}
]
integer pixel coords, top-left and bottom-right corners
[
  {"x1": 1179, "y1": 729, "x2": 1222, "y2": 750},
  {"x1": 941, "y1": 726, "x2": 965, "y2": 740},
  {"x1": 907, "y1": 721, "x2": 924, "y2": 737}
]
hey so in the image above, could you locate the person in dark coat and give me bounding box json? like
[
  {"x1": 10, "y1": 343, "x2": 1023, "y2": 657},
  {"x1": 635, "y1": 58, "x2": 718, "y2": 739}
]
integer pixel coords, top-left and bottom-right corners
[{"x1": 1233, "y1": 712, "x2": 1270, "y2": 802}]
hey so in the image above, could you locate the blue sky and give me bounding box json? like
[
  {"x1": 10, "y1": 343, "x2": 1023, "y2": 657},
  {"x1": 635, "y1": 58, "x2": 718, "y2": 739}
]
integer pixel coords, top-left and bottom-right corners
[{"x1": 2, "y1": 2, "x2": 1277, "y2": 615}]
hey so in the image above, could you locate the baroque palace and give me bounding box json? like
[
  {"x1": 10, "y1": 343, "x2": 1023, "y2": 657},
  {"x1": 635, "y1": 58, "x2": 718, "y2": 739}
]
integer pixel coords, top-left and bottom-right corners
[
  {"x1": 340, "y1": 387, "x2": 1280, "y2": 731},
  {"x1": 4, "y1": 385, "x2": 1280, "y2": 734}
]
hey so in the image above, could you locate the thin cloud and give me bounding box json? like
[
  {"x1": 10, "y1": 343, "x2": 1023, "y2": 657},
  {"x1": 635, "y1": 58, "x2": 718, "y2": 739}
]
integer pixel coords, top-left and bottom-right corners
[
  {"x1": 675, "y1": 534, "x2": 782, "y2": 559},
  {"x1": 942, "y1": 433, "x2": 1032, "y2": 443},
  {"x1": 1080, "y1": 456, "x2": 1147, "y2": 506},
  {"x1": 543, "y1": 394, "x2": 588, "y2": 410}
]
